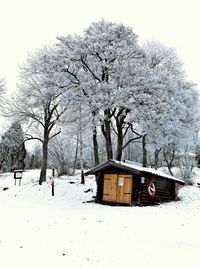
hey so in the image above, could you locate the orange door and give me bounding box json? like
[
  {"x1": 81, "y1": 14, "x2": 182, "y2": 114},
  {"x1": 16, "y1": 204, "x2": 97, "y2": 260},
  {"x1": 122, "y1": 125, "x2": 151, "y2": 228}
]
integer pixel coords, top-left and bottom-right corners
[
  {"x1": 103, "y1": 174, "x2": 117, "y2": 202},
  {"x1": 103, "y1": 174, "x2": 132, "y2": 204},
  {"x1": 117, "y1": 175, "x2": 133, "y2": 204}
]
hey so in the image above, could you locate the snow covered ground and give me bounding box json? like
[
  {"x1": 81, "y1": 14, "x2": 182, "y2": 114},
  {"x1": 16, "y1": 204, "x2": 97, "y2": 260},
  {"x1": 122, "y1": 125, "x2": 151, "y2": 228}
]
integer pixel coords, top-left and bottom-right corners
[{"x1": 0, "y1": 169, "x2": 200, "y2": 267}]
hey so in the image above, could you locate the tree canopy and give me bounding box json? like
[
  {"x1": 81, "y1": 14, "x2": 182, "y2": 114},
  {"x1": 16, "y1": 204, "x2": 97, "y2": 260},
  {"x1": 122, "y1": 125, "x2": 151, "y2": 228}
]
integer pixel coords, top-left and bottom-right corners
[{"x1": 3, "y1": 20, "x2": 199, "y2": 183}]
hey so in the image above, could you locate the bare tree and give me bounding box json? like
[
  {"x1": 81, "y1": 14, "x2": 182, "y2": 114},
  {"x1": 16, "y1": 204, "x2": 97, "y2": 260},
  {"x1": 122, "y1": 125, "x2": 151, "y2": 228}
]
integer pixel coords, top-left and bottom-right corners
[
  {"x1": 48, "y1": 135, "x2": 71, "y2": 176},
  {"x1": 5, "y1": 47, "x2": 67, "y2": 184}
]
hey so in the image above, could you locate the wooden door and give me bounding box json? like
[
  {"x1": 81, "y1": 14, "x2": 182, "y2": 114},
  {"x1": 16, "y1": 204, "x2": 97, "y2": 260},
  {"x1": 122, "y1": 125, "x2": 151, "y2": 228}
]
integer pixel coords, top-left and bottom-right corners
[
  {"x1": 103, "y1": 174, "x2": 117, "y2": 202},
  {"x1": 116, "y1": 174, "x2": 133, "y2": 204},
  {"x1": 103, "y1": 174, "x2": 132, "y2": 204}
]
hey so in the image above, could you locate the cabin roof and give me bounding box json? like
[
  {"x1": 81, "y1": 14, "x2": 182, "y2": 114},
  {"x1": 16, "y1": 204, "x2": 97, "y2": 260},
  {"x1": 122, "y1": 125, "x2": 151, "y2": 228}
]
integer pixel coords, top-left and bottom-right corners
[{"x1": 84, "y1": 160, "x2": 185, "y2": 185}]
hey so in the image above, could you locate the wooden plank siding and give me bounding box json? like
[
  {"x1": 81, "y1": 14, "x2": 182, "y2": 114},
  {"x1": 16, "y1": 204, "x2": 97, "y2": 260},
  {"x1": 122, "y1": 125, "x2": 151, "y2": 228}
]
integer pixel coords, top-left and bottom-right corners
[
  {"x1": 116, "y1": 174, "x2": 133, "y2": 204},
  {"x1": 102, "y1": 174, "x2": 133, "y2": 204},
  {"x1": 90, "y1": 162, "x2": 183, "y2": 206},
  {"x1": 96, "y1": 173, "x2": 104, "y2": 202},
  {"x1": 96, "y1": 171, "x2": 140, "y2": 205},
  {"x1": 103, "y1": 174, "x2": 117, "y2": 202},
  {"x1": 140, "y1": 175, "x2": 175, "y2": 205}
]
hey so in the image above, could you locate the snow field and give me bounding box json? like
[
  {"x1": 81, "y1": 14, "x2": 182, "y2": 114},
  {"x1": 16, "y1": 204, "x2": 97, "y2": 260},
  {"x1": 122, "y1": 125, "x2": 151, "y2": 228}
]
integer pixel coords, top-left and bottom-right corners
[{"x1": 0, "y1": 169, "x2": 200, "y2": 267}]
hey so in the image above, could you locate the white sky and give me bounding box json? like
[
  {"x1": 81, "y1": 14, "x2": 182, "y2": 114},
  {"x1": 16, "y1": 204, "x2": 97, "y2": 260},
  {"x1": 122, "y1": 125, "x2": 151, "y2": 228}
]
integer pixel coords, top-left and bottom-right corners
[{"x1": 0, "y1": 0, "x2": 200, "y2": 89}]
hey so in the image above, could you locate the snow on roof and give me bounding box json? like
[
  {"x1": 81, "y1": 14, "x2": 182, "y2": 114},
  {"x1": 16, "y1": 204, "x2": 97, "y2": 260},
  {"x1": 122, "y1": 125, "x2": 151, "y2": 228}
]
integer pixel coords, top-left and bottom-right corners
[
  {"x1": 116, "y1": 160, "x2": 185, "y2": 184},
  {"x1": 85, "y1": 159, "x2": 185, "y2": 185}
]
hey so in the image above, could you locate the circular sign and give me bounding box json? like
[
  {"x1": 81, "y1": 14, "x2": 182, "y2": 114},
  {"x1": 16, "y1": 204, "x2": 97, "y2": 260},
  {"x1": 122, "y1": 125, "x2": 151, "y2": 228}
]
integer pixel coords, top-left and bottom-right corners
[{"x1": 147, "y1": 181, "x2": 156, "y2": 197}]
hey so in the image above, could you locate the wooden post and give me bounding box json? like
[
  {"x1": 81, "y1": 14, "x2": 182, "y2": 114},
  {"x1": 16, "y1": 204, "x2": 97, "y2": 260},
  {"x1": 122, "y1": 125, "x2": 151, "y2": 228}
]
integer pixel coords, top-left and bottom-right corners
[
  {"x1": 50, "y1": 177, "x2": 54, "y2": 196},
  {"x1": 50, "y1": 176, "x2": 55, "y2": 196},
  {"x1": 52, "y1": 179, "x2": 54, "y2": 196},
  {"x1": 138, "y1": 176, "x2": 145, "y2": 206}
]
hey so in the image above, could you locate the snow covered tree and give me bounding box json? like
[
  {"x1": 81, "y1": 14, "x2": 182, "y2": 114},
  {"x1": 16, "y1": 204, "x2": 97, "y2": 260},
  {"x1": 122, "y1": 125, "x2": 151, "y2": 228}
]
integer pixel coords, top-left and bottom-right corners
[
  {"x1": 56, "y1": 20, "x2": 144, "y2": 161},
  {"x1": 5, "y1": 47, "x2": 67, "y2": 184},
  {"x1": 5, "y1": 21, "x2": 198, "y2": 179},
  {"x1": 48, "y1": 124, "x2": 93, "y2": 178},
  {"x1": 0, "y1": 121, "x2": 26, "y2": 172},
  {"x1": 132, "y1": 41, "x2": 200, "y2": 170},
  {"x1": 48, "y1": 134, "x2": 72, "y2": 176},
  {"x1": 56, "y1": 22, "x2": 199, "y2": 167},
  {"x1": 25, "y1": 147, "x2": 42, "y2": 170},
  {"x1": 26, "y1": 145, "x2": 42, "y2": 169}
]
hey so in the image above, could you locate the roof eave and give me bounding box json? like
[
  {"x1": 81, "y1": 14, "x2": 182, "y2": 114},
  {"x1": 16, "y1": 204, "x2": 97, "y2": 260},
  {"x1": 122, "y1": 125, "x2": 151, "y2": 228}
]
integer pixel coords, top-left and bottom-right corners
[
  {"x1": 84, "y1": 159, "x2": 140, "y2": 175},
  {"x1": 141, "y1": 170, "x2": 185, "y2": 185},
  {"x1": 84, "y1": 160, "x2": 185, "y2": 185}
]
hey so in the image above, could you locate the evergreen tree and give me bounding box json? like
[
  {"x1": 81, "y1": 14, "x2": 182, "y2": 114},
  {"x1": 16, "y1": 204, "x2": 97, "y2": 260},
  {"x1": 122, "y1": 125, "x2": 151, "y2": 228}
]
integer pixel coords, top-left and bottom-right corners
[{"x1": 0, "y1": 121, "x2": 26, "y2": 172}]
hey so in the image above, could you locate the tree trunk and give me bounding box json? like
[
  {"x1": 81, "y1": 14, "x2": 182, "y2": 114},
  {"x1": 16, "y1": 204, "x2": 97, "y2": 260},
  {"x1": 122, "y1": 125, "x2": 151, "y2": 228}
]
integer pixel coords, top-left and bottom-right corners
[
  {"x1": 39, "y1": 132, "x2": 49, "y2": 185},
  {"x1": 101, "y1": 119, "x2": 113, "y2": 160},
  {"x1": 116, "y1": 127, "x2": 123, "y2": 161},
  {"x1": 105, "y1": 120, "x2": 113, "y2": 159},
  {"x1": 79, "y1": 122, "x2": 85, "y2": 184},
  {"x1": 167, "y1": 163, "x2": 174, "y2": 176},
  {"x1": 92, "y1": 125, "x2": 99, "y2": 166},
  {"x1": 154, "y1": 149, "x2": 159, "y2": 170},
  {"x1": 142, "y1": 134, "x2": 147, "y2": 167},
  {"x1": 115, "y1": 108, "x2": 131, "y2": 161},
  {"x1": 127, "y1": 137, "x2": 131, "y2": 161},
  {"x1": 72, "y1": 137, "x2": 79, "y2": 175},
  {"x1": 163, "y1": 147, "x2": 175, "y2": 176}
]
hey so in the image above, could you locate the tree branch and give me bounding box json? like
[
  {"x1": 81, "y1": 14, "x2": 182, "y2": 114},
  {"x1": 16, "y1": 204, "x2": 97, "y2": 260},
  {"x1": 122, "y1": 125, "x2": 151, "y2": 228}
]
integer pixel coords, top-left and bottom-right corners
[
  {"x1": 80, "y1": 57, "x2": 101, "y2": 83},
  {"x1": 24, "y1": 136, "x2": 43, "y2": 143},
  {"x1": 122, "y1": 124, "x2": 131, "y2": 138},
  {"x1": 122, "y1": 136, "x2": 142, "y2": 150},
  {"x1": 49, "y1": 129, "x2": 62, "y2": 141},
  {"x1": 127, "y1": 123, "x2": 142, "y2": 137}
]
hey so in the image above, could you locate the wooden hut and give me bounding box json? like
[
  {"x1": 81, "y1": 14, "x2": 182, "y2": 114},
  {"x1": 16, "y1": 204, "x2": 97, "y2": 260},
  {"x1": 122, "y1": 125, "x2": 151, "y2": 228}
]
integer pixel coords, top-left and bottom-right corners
[{"x1": 84, "y1": 160, "x2": 185, "y2": 206}]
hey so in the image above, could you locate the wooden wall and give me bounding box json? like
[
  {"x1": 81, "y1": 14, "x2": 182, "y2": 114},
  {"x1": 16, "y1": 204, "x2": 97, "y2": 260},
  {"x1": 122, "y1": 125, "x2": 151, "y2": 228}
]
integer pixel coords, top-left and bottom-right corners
[
  {"x1": 96, "y1": 173, "x2": 104, "y2": 202},
  {"x1": 96, "y1": 167, "x2": 140, "y2": 204},
  {"x1": 140, "y1": 174, "x2": 176, "y2": 205},
  {"x1": 95, "y1": 167, "x2": 177, "y2": 206}
]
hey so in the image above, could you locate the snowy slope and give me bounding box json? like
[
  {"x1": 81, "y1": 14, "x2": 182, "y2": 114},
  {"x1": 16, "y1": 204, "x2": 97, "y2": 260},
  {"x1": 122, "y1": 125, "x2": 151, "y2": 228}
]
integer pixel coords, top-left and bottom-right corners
[{"x1": 0, "y1": 169, "x2": 200, "y2": 267}]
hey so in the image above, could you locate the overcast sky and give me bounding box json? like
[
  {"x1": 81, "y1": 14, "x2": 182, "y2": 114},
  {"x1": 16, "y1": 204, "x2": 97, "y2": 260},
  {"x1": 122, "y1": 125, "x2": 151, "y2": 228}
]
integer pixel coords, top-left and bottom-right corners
[{"x1": 0, "y1": 0, "x2": 200, "y2": 90}]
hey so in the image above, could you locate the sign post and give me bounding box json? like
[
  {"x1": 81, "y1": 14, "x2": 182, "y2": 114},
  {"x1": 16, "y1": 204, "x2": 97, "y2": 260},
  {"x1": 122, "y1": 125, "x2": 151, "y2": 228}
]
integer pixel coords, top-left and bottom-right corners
[
  {"x1": 138, "y1": 177, "x2": 145, "y2": 206},
  {"x1": 13, "y1": 170, "x2": 23, "y2": 185},
  {"x1": 50, "y1": 176, "x2": 54, "y2": 196}
]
